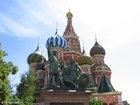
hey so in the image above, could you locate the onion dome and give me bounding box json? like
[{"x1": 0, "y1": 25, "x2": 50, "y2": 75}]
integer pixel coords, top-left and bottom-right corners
[
  {"x1": 27, "y1": 45, "x2": 46, "y2": 64},
  {"x1": 36, "y1": 62, "x2": 45, "y2": 70},
  {"x1": 45, "y1": 32, "x2": 67, "y2": 50},
  {"x1": 90, "y1": 41, "x2": 105, "y2": 57},
  {"x1": 76, "y1": 48, "x2": 93, "y2": 65},
  {"x1": 66, "y1": 9, "x2": 73, "y2": 17}
]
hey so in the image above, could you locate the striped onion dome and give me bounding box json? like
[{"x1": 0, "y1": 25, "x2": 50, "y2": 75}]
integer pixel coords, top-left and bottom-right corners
[
  {"x1": 27, "y1": 45, "x2": 46, "y2": 64},
  {"x1": 45, "y1": 32, "x2": 67, "y2": 50},
  {"x1": 76, "y1": 49, "x2": 93, "y2": 65}
]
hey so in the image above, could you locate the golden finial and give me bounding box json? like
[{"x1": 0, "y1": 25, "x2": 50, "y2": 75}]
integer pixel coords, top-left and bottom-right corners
[
  {"x1": 41, "y1": 51, "x2": 44, "y2": 63},
  {"x1": 69, "y1": 9, "x2": 70, "y2": 12}
]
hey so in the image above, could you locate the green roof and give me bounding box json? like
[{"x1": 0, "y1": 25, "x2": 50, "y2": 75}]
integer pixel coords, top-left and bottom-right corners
[{"x1": 97, "y1": 73, "x2": 115, "y2": 93}]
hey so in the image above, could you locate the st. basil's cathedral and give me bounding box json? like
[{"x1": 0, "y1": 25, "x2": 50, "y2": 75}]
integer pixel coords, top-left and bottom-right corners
[{"x1": 27, "y1": 11, "x2": 124, "y2": 105}]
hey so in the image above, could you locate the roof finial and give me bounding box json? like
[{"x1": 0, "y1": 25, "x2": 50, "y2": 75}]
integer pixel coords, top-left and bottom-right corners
[
  {"x1": 41, "y1": 51, "x2": 44, "y2": 63},
  {"x1": 38, "y1": 36, "x2": 40, "y2": 46},
  {"x1": 56, "y1": 22, "x2": 58, "y2": 32},
  {"x1": 82, "y1": 41, "x2": 84, "y2": 49},
  {"x1": 95, "y1": 32, "x2": 97, "y2": 41},
  {"x1": 82, "y1": 41, "x2": 85, "y2": 54},
  {"x1": 34, "y1": 36, "x2": 40, "y2": 52},
  {"x1": 69, "y1": 9, "x2": 70, "y2": 12}
]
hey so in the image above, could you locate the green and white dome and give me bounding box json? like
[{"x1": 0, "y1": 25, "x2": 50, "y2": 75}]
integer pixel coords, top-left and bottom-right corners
[{"x1": 27, "y1": 45, "x2": 46, "y2": 64}]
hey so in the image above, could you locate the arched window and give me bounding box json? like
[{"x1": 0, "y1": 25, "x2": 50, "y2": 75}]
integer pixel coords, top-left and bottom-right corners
[{"x1": 96, "y1": 66, "x2": 102, "y2": 71}]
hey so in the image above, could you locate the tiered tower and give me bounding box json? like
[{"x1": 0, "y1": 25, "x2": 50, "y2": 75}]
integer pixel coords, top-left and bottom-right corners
[
  {"x1": 63, "y1": 10, "x2": 81, "y2": 64},
  {"x1": 89, "y1": 40, "x2": 124, "y2": 105},
  {"x1": 90, "y1": 40, "x2": 111, "y2": 87}
]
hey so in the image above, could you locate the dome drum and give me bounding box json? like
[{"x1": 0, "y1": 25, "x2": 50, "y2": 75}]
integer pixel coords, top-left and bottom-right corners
[{"x1": 36, "y1": 63, "x2": 45, "y2": 70}]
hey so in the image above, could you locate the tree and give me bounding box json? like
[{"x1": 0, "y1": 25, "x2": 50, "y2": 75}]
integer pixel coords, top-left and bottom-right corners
[
  {"x1": 0, "y1": 43, "x2": 18, "y2": 104},
  {"x1": 123, "y1": 100, "x2": 130, "y2": 105},
  {"x1": 16, "y1": 69, "x2": 35, "y2": 105},
  {"x1": 89, "y1": 96, "x2": 103, "y2": 105}
]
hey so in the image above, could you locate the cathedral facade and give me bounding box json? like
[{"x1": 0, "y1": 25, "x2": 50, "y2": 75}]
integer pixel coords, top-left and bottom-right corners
[{"x1": 27, "y1": 11, "x2": 124, "y2": 105}]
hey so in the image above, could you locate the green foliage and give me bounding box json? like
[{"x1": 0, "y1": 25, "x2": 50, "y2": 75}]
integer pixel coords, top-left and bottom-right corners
[
  {"x1": 89, "y1": 96, "x2": 103, "y2": 105},
  {"x1": 7, "y1": 95, "x2": 22, "y2": 105},
  {"x1": 0, "y1": 43, "x2": 18, "y2": 104},
  {"x1": 123, "y1": 100, "x2": 130, "y2": 105},
  {"x1": 17, "y1": 69, "x2": 35, "y2": 105}
]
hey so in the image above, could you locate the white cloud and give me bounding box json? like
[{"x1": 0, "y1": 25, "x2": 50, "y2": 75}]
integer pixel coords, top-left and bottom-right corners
[
  {"x1": 0, "y1": 12, "x2": 39, "y2": 37},
  {"x1": 0, "y1": 22, "x2": 8, "y2": 34},
  {"x1": 19, "y1": 0, "x2": 52, "y2": 26},
  {"x1": 41, "y1": 0, "x2": 70, "y2": 21}
]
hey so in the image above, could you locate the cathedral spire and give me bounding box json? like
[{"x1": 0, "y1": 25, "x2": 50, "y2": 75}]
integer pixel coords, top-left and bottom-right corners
[
  {"x1": 63, "y1": 10, "x2": 76, "y2": 36},
  {"x1": 63, "y1": 10, "x2": 81, "y2": 53}
]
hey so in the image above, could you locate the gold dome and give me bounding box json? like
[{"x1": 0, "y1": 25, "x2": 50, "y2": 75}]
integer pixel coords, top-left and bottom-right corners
[
  {"x1": 66, "y1": 10, "x2": 73, "y2": 17},
  {"x1": 76, "y1": 54, "x2": 93, "y2": 65}
]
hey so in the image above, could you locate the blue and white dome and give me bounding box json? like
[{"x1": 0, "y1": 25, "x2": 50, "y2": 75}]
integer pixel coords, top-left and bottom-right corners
[{"x1": 45, "y1": 32, "x2": 67, "y2": 50}]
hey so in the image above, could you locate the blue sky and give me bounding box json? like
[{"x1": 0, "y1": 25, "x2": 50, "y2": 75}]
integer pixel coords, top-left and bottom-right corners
[{"x1": 0, "y1": 0, "x2": 140, "y2": 104}]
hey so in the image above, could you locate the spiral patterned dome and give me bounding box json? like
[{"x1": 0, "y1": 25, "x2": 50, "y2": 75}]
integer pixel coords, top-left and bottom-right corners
[
  {"x1": 45, "y1": 32, "x2": 67, "y2": 50},
  {"x1": 76, "y1": 49, "x2": 93, "y2": 65},
  {"x1": 90, "y1": 41, "x2": 105, "y2": 57},
  {"x1": 27, "y1": 45, "x2": 46, "y2": 64}
]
